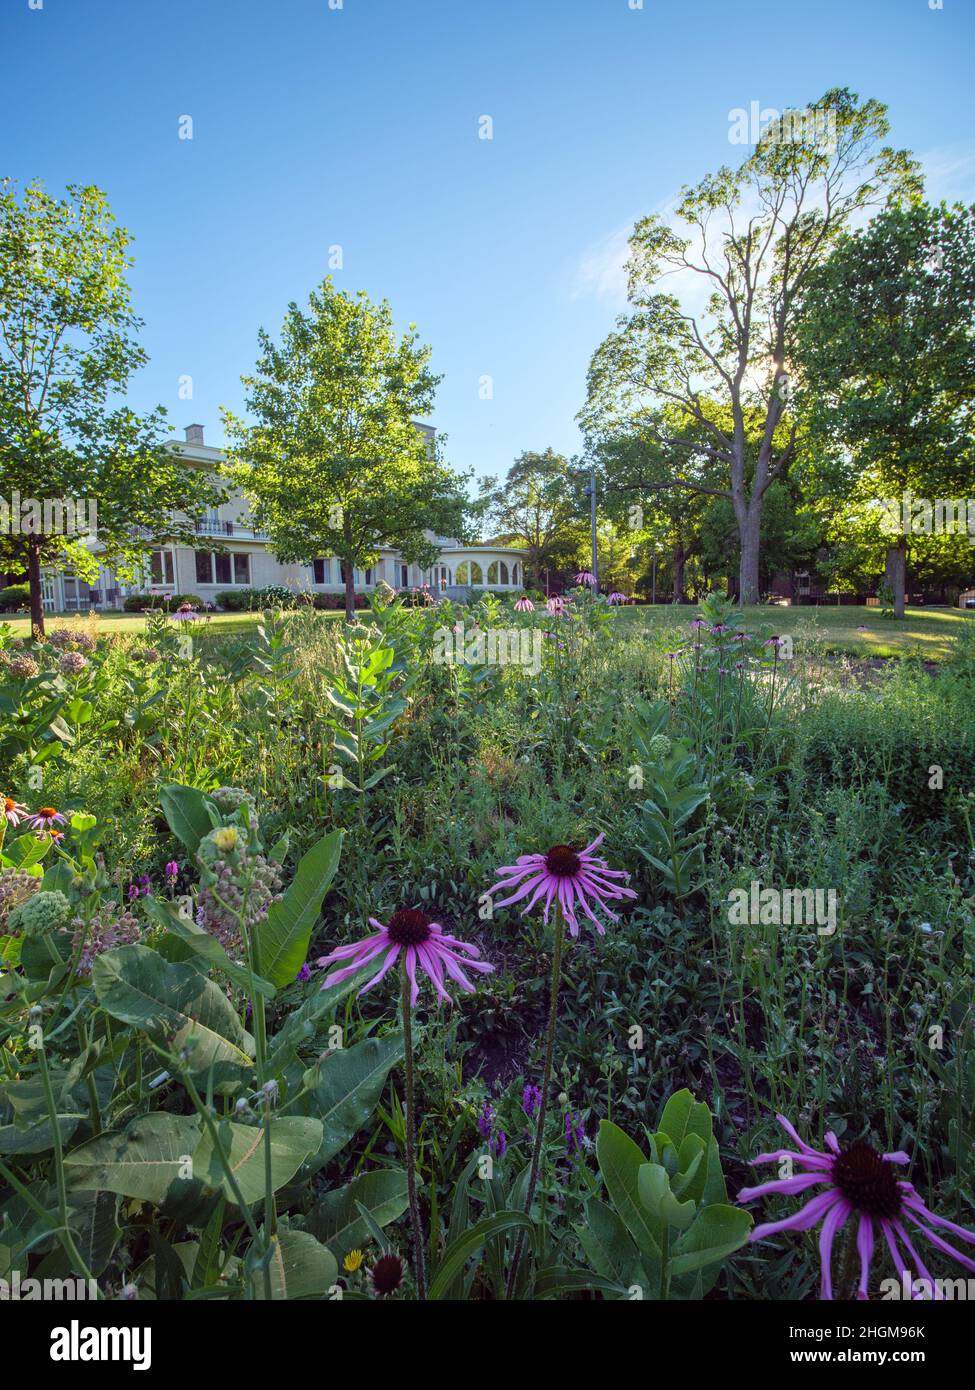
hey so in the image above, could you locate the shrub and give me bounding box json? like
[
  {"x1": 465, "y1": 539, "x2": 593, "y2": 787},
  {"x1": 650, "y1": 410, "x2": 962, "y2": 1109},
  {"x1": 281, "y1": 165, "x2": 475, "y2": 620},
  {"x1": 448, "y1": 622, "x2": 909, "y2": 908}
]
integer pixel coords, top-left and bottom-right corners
[
  {"x1": 0, "y1": 583, "x2": 30, "y2": 612},
  {"x1": 122, "y1": 592, "x2": 205, "y2": 613}
]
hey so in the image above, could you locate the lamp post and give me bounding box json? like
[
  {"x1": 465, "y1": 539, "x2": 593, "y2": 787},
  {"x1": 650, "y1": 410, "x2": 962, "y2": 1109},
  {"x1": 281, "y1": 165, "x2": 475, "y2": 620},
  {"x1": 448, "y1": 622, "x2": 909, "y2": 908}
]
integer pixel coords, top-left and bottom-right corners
[{"x1": 651, "y1": 550, "x2": 658, "y2": 606}]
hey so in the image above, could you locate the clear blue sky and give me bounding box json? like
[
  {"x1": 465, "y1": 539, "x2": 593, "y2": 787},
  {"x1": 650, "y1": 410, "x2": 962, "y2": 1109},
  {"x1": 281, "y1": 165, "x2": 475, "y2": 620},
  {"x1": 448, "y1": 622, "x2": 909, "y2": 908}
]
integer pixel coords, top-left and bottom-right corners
[{"x1": 3, "y1": 0, "x2": 973, "y2": 489}]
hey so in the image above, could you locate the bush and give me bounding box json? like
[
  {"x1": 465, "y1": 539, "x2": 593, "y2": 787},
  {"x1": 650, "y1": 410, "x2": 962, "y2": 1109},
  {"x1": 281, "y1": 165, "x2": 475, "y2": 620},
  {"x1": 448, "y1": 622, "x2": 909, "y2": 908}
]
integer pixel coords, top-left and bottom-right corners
[
  {"x1": 123, "y1": 592, "x2": 205, "y2": 613},
  {"x1": 0, "y1": 584, "x2": 30, "y2": 612}
]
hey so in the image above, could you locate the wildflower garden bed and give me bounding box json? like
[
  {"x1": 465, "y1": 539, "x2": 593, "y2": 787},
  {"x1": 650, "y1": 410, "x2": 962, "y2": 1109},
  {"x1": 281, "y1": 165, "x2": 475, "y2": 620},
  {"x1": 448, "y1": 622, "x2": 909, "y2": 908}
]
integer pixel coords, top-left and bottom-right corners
[{"x1": 1, "y1": 589, "x2": 973, "y2": 1303}]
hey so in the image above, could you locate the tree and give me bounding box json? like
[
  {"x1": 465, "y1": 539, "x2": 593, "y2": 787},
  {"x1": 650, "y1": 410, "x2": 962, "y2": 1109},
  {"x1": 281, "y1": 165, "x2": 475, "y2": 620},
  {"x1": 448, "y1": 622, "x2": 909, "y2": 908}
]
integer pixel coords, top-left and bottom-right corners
[
  {"x1": 794, "y1": 202, "x2": 975, "y2": 617},
  {"x1": 580, "y1": 89, "x2": 919, "y2": 603},
  {"x1": 0, "y1": 180, "x2": 219, "y2": 634},
  {"x1": 223, "y1": 279, "x2": 472, "y2": 621},
  {"x1": 590, "y1": 410, "x2": 725, "y2": 601},
  {"x1": 477, "y1": 449, "x2": 587, "y2": 586}
]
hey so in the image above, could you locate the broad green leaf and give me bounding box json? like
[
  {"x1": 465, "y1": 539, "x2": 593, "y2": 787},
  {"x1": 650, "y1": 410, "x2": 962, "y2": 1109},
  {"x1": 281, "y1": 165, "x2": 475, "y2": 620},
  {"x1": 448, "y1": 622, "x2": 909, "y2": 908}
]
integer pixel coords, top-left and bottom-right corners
[
  {"x1": 159, "y1": 783, "x2": 218, "y2": 855},
  {"x1": 142, "y1": 896, "x2": 276, "y2": 1000},
  {"x1": 259, "y1": 830, "x2": 343, "y2": 987},
  {"x1": 575, "y1": 1197, "x2": 641, "y2": 1288},
  {"x1": 253, "y1": 1230, "x2": 338, "y2": 1300},
  {"x1": 657, "y1": 1088, "x2": 712, "y2": 1149},
  {"x1": 92, "y1": 944, "x2": 255, "y2": 1077},
  {"x1": 192, "y1": 1115, "x2": 323, "y2": 1206},
  {"x1": 65, "y1": 1113, "x2": 202, "y2": 1204},
  {"x1": 668, "y1": 1203, "x2": 753, "y2": 1278},
  {"x1": 638, "y1": 1163, "x2": 695, "y2": 1231},
  {"x1": 305, "y1": 1169, "x2": 409, "y2": 1257},
  {"x1": 595, "y1": 1120, "x2": 662, "y2": 1269},
  {"x1": 305, "y1": 1031, "x2": 404, "y2": 1166}
]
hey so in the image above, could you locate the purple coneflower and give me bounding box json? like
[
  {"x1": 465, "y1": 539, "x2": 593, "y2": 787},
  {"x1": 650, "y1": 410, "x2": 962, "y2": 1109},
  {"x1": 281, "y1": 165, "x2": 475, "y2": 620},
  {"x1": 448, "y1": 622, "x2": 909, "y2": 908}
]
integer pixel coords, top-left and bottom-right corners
[
  {"x1": 574, "y1": 571, "x2": 596, "y2": 586},
  {"x1": 513, "y1": 596, "x2": 534, "y2": 612},
  {"x1": 690, "y1": 618, "x2": 708, "y2": 631},
  {"x1": 546, "y1": 596, "x2": 566, "y2": 615},
  {"x1": 3, "y1": 796, "x2": 27, "y2": 828},
  {"x1": 763, "y1": 635, "x2": 784, "y2": 648},
  {"x1": 739, "y1": 1115, "x2": 975, "y2": 1300},
  {"x1": 485, "y1": 833, "x2": 636, "y2": 939},
  {"x1": 28, "y1": 807, "x2": 67, "y2": 835},
  {"x1": 608, "y1": 592, "x2": 628, "y2": 605},
  {"x1": 316, "y1": 909, "x2": 493, "y2": 1005},
  {"x1": 371, "y1": 1252, "x2": 405, "y2": 1297},
  {"x1": 487, "y1": 835, "x2": 635, "y2": 1297},
  {"x1": 319, "y1": 909, "x2": 493, "y2": 1301}
]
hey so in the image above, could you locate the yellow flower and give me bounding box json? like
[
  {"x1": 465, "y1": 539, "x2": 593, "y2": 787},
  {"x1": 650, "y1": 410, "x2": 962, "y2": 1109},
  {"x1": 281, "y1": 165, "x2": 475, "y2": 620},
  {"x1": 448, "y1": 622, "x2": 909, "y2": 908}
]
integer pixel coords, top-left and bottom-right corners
[
  {"x1": 343, "y1": 1249, "x2": 364, "y2": 1273},
  {"x1": 213, "y1": 827, "x2": 239, "y2": 852}
]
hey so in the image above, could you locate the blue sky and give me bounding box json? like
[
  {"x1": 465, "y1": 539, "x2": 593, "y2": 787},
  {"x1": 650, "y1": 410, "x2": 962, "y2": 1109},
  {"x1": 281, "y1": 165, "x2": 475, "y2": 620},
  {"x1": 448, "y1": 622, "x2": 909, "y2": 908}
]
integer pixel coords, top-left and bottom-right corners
[{"x1": 3, "y1": 0, "x2": 974, "y2": 489}]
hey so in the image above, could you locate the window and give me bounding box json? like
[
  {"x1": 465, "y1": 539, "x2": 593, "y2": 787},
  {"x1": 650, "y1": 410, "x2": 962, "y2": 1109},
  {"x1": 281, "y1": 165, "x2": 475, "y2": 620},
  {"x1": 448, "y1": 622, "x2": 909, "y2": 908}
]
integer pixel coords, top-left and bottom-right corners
[
  {"x1": 313, "y1": 558, "x2": 331, "y2": 585},
  {"x1": 150, "y1": 549, "x2": 174, "y2": 586},
  {"x1": 365, "y1": 567, "x2": 373, "y2": 585},
  {"x1": 400, "y1": 564, "x2": 409, "y2": 587},
  {"x1": 193, "y1": 551, "x2": 251, "y2": 585}
]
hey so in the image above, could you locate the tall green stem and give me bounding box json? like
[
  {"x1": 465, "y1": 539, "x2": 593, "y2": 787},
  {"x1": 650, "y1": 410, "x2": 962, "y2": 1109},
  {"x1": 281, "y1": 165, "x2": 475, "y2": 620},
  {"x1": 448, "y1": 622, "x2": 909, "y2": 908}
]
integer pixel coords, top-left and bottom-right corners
[
  {"x1": 505, "y1": 905, "x2": 564, "y2": 1300},
  {"x1": 401, "y1": 960, "x2": 427, "y2": 1298}
]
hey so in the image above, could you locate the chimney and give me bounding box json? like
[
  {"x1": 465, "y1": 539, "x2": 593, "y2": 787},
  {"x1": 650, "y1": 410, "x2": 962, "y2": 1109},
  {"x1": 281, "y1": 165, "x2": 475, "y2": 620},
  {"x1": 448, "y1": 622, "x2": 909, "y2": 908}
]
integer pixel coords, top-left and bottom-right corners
[{"x1": 184, "y1": 424, "x2": 205, "y2": 445}]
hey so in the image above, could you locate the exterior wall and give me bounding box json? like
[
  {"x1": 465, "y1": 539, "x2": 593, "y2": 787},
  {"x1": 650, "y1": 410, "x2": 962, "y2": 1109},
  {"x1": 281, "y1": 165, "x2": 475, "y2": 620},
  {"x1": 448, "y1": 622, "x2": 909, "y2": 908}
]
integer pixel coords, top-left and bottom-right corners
[{"x1": 39, "y1": 427, "x2": 528, "y2": 610}]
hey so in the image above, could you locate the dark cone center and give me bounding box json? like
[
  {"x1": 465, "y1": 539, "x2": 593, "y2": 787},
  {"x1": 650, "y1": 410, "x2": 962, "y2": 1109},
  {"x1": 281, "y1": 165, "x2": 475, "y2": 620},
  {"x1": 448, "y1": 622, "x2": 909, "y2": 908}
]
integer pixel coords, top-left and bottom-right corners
[
  {"x1": 545, "y1": 844, "x2": 582, "y2": 877},
  {"x1": 387, "y1": 909, "x2": 433, "y2": 946},
  {"x1": 832, "y1": 1142, "x2": 902, "y2": 1219},
  {"x1": 372, "y1": 1252, "x2": 404, "y2": 1295}
]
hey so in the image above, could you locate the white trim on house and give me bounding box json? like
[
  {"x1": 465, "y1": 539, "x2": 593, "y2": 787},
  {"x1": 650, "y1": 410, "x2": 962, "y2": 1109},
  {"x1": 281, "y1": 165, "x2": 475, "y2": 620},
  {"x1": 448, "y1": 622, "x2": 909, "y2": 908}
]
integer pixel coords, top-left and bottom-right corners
[{"x1": 40, "y1": 425, "x2": 529, "y2": 611}]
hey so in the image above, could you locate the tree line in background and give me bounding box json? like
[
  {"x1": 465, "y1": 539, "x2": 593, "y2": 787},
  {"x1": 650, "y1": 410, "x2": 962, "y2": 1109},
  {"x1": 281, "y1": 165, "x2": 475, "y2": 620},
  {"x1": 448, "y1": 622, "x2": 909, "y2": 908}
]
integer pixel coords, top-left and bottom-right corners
[{"x1": 2, "y1": 86, "x2": 974, "y2": 630}]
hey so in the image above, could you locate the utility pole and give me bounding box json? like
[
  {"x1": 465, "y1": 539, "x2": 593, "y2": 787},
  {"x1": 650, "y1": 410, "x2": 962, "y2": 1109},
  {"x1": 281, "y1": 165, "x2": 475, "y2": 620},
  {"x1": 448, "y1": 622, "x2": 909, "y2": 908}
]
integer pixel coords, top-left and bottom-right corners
[
  {"x1": 652, "y1": 550, "x2": 657, "y2": 606},
  {"x1": 584, "y1": 467, "x2": 598, "y2": 585}
]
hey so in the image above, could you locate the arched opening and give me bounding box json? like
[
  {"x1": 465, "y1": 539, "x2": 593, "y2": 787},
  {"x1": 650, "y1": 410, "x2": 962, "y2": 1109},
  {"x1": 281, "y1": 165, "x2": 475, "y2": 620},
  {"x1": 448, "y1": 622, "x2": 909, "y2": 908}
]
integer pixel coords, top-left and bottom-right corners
[
  {"x1": 456, "y1": 562, "x2": 469, "y2": 584},
  {"x1": 487, "y1": 561, "x2": 499, "y2": 585},
  {"x1": 470, "y1": 561, "x2": 483, "y2": 585},
  {"x1": 511, "y1": 563, "x2": 519, "y2": 585},
  {"x1": 499, "y1": 561, "x2": 509, "y2": 585}
]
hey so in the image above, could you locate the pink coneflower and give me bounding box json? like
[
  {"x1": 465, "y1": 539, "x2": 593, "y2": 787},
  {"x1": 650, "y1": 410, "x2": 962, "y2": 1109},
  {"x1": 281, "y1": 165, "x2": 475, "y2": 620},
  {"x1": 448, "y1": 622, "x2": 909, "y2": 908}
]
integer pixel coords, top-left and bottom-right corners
[
  {"x1": 546, "y1": 596, "x2": 566, "y2": 615},
  {"x1": 690, "y1": 618, "x2": 708, "y2": 630},
  {"x1": 738, "y1": 1115, "x2": 975, "y2": 1300},
  {"x1": 488, "y1": 832, "x2": 634, "y2": 1298},
  {"x1": 513, "y1": 596, "x2": 535, "y2": 612},
  {"x1": 574, "y1": 571, "x2": 596, "y2": 586},
  {"x1": 608, "y1": 592, "x2": 628, "y2": 605},
  {"x1": 317, "y1": 909, "x2": 493, "y2": 1005},
  {"x1": 3, "y1": 796, "x2": 27, "y2": 828},
  {"x1": 485, "y1": 832, "x2": 636, "y2": 938},
  {"x1": 28, "y1": 807, "x2": 67, "y2": 835}
]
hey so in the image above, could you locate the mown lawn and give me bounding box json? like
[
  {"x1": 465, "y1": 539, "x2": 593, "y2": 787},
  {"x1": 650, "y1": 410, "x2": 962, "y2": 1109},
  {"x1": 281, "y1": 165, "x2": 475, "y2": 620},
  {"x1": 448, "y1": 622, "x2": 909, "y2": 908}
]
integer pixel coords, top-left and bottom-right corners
[
  {"x1": 617, "y1": 603, "x2": 973, "y2": 660},
  {"x1": 4, "y1": 601, "x2": 971, "y2": 659}
]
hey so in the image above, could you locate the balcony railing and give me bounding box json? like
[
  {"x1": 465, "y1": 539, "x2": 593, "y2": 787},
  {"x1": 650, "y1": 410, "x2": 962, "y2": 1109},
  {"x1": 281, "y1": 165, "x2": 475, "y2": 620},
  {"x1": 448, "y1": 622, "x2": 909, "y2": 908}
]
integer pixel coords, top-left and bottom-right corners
[{"x1": 194, "y1": 520, "x2": 268, "y2": 541}]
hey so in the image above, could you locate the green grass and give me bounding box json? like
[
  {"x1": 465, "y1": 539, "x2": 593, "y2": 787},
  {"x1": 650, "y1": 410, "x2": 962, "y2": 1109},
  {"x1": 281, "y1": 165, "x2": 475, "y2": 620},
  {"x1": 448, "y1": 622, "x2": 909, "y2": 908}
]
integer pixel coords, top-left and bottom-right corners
[
  {"x1": 616, "y1": 603, "x2": 972, "y2": 660},
  {"x1": 1, "y1": 609, "x2": 345, "y2": 640},
  {"x1": 4, "y1": 601, "x2": 971, "y2": 659}
]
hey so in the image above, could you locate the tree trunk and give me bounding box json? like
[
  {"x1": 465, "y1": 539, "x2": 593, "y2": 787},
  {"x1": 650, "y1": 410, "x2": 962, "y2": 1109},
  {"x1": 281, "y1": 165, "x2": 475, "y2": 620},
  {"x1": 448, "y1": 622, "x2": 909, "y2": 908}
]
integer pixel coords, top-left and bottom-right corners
[
  {"x1": 343, "y1": 563, "x2": 356, "y2": 623},
  {"x1": 672, "y1": 546, "x2": 687, "y2": 603},
  {"x1": 27, "y1": 535, "x2": 45, "y2": 638},
  {"x1": 738, "y1": 510, "x2": 761, "y2": 606},
  {"x1": 885, "y1": 538, "x2": 907, "y2": 619}
]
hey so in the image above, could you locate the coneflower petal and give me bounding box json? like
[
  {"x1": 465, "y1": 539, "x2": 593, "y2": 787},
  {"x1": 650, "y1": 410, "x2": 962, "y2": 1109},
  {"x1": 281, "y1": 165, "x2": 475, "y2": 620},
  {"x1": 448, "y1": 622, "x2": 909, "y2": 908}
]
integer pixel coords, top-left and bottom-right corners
[{"x1": 819, "y1": 1197, "x2": 851, "y2": 1299}]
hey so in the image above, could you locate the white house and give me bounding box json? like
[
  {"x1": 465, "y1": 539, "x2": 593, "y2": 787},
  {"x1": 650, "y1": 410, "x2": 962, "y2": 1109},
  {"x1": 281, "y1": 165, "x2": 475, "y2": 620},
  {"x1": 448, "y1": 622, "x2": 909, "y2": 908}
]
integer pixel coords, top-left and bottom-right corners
[{"x1": 41, "y1": 424, "x2": 528, "y2": 612}]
